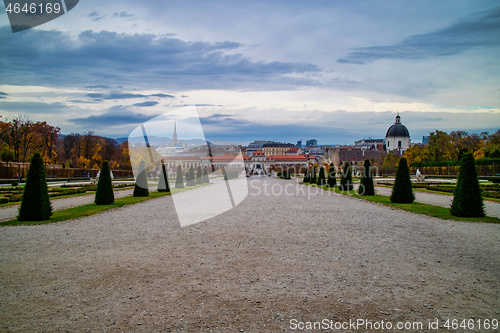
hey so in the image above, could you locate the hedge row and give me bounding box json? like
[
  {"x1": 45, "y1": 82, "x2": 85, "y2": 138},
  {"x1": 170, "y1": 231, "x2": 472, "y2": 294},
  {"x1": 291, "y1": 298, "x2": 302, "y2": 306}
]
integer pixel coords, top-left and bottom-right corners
[{"x1": 411, "y1": 158, "x2": 500, "y2": 167}]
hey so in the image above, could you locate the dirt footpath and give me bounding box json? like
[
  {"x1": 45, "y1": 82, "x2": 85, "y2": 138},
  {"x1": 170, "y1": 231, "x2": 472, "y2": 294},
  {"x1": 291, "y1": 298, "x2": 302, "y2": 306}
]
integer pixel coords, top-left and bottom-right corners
[{"x1": 0, "y1": 178, "x2": 499, "y2": 332}]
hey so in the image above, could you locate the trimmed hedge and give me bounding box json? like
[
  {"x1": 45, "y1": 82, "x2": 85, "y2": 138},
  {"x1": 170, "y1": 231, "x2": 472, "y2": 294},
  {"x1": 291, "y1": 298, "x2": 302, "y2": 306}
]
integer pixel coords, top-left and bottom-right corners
[
  {"x1": 133, "y1": 160, "x2": 149, "y2": 197},
  {"x1": 359, "y1": 159, "x2": 375, "y2": 196},
  {"x1": 95, "y1": 161, "x2": 115, "y2": 205},
  {"x1": 390, "y1": 157, "x2": 415, "y2": 203},
  {"x1": 317, "y1": 166, "x2": 326, "y2": 186},
  {"x1": 451, "y1": 153, "x2": 484, "y2": 217},
  {"x1": 411, "y1": 158, "x2": 500, "y2": 167},
  {"x1": 175, "y1": 165, "x2": 184, "y2": 189},
  {"x1": 157, "y1": 163, "x2": 170, "y2": 192},
  {"x1": 339, "y1": 163, "x2": 353, "y2": 191},
  {"x1": 203, "y1": 168, "x2": 210, "y2": 183}
]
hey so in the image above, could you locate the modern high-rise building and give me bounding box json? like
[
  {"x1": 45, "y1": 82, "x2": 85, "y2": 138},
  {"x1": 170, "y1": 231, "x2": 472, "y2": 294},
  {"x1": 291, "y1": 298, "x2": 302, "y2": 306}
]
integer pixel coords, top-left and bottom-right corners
[
  {"x1": 297, "y1": 140, "x2": 302, "y2": 148},
  {"x1": 306, "y1": 139, "x2": 317, "y2": 147}
]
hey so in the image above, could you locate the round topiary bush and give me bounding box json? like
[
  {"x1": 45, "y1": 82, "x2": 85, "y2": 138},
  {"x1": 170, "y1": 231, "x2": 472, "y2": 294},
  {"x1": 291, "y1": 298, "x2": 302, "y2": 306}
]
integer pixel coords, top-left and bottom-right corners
[
  {"x1": 327, "y1": 163, "x2": 337, "y2": 188},
  {"x1": 359, "y1": 159, "x2": 375, "y2": 196},
  {"x1": 157, "y1": 163, "x2": 170, "y2": 192},
  {"x1": 390, "y1": 157, "x2": 414, "y2": 203},
  {"x1": 450, "y1": 153, "x2": 484, "y2": 217},
  {"x1": 133, "y1": 160, "x2": 149, "y2": 197},
  {"x1": 18, "y1": 152, "x2": 52, "y2": 221},
  {"x1": 95, "y1": 160, "x2": 115, "y2": 205}
]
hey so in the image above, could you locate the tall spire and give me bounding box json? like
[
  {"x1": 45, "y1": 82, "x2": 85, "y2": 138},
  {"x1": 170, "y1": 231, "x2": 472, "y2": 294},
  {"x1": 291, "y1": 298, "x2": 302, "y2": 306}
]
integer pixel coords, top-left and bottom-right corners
[{"x1": 172, "y1": 121, "x2": 178, "y2": 145}]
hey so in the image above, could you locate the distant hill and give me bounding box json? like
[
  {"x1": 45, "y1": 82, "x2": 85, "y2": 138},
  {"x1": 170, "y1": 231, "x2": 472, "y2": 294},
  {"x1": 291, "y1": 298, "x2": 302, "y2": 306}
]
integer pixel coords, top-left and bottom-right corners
[{"x1": 121, "y1": 136, "x2": 206, "y2": 146}]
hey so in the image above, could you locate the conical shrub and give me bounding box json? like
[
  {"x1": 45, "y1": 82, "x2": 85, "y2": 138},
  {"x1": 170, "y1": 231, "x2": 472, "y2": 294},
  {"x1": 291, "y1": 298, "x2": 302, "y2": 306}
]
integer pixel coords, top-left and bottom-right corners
[
  {"x1": 157, "y1": 163, "x2": 170, "y2": 192},
  {"x1": 175, "y1": 165, "x2": 184, "y2": 189},
  {"x1": 340, "y1": 163, "x2": 353, "y2": 191},
  {"x1": 359, "y1": 159, "x2": 375, "y2": 196},
  {"x1": 95, "y1": 160, "x2": 115, "y2": 204},
  {"x1": 327, "y1": 163, "x2": 337, "y2": 188},
  {"x1": 286, "y1": 168, "x2": 291, "y2": 179},
  {"x1": 303, "y1": 167, "x2": 310, "y2": 182},
  {"x1": 310, "y1": 167, "x2": 317, "y2": 184},
  {"x1": 133, "y1": 160, "x2": 149, "y2": 197},
  {"x1": 390, "y1": 157, "x2": 414, "y2": 203},
  {"x1": 203, "y1": 168, "x2": 210, "y2": 183},
  {"x1": 196, "y1": 165, "x2": 203, "y2": 185},
  {"x1": 450, "y1": 153, "x2": 484, "y2": 217},
  {"x1": 187, "y1": 165, "x2": 196, "y2": 186},
  {"x1": 317, "y1": 166, "x2": 326, "y2": 186},
  {"x1": 18, "y1": 152, "x2": 52, "y2": 221}
]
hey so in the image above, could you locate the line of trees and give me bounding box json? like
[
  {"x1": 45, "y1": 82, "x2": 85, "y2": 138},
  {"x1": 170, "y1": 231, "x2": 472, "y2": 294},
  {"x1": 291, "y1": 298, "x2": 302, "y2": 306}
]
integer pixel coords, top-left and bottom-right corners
[{"x1": 0, "y1": 116, "x2": 131, "y2": 170}]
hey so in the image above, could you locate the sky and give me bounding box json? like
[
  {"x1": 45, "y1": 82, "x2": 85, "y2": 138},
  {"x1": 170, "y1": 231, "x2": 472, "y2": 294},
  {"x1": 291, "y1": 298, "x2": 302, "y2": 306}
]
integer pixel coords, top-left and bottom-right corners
[{"x1": 0, "y1": 0, "x2": 499, "y2": 145}]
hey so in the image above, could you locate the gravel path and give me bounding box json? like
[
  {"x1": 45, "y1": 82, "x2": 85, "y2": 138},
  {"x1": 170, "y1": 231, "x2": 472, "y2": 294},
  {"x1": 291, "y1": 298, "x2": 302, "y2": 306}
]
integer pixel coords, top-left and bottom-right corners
[
  {"x1": 0, "y1": 189, "x2": 134, "y2": 222},
  {"x1": 1, "y1": 178, "x2": 499, "y2": 332},
  {"x1": 375, "y1": 186, "x2": 500, "y2": 218}
]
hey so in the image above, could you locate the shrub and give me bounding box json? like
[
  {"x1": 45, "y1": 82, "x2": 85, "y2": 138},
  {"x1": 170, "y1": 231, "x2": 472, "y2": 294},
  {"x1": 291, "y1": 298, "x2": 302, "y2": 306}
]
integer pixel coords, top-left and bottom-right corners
[
  {"x1": 11, "y1": 182, "x2": 18, "y2": 186},
  {"x1": 175, "y1": 165, "x2": 184, "y2": 188},
  {"x1": 133, "y1": 160, "x2": 149, "y2": 197},
  {"x1": 339, "y1": 163, "x2": 353, "y2": 191},
  {"x1": 303, "y1": 167, "x2": 310, "y2": 183},
  {"x1": 17, "y1": 152, "x2": 52, "y2": 221},
  {"x1": 187, "y1": 165, "x2": 196, "y2": 186},
  {"x1": 196, "y1": 166, "x2": 203, "y2": 185},
  {"x1": 95, "y1": 161, "x2": 115, "y2": 205},
  {"x1": 203, "y1": 168, "x2": 210, "y2": 183},
  {"x1": 0, "y1": 197, "x2": 8, "y2": 204},
  {"x1": 310, "y1": 167, "x2": 317, "y2": 184},
  {"x1": 9, "y1": 194, "x2": 22, "y2": 202},
  {"x1": 390, "y1": 157, "x2": 414, "y2": 203},
  {"x1": 359, "y1": 159, "x2": 375, "y2": 196},
  {"x1": 157, "y1": 163, "x2": 170, "y2": 192},
  {"x1": 327, "y1": 164, "x2": 337, "y2": 188},
  {"x1": 317, "y1": 166, "x2": 326, "y2": 186},
  {"x1": 450, "y1": 153, "x2": 484, "y2": 217}
]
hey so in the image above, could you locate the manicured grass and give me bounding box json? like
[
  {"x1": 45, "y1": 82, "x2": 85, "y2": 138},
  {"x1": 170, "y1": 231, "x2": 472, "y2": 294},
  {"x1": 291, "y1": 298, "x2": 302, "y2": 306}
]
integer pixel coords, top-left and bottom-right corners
[
  {"x1": 303, "y1": 183, "x2": 500, "y2": 224},
  {"x1": 1, "y1": 183, "x2": 210, "y2": 226}
]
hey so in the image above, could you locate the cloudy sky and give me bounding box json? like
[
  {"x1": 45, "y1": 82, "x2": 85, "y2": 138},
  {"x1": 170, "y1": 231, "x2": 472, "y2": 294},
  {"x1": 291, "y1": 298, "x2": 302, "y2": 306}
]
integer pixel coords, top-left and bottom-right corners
[{"x1": 0, "y1": 0, "x2": 499, "y2": 144}]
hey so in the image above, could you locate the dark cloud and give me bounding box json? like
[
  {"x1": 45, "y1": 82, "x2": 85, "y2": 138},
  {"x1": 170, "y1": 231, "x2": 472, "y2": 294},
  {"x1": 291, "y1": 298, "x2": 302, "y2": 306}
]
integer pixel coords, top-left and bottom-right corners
[
  {"x1": 150, "y1": 93, "x2": 174, "y2": 98},
  {"x1": 86, "y1": 93, "x2": 104, "y2": 98},
  {"x1": 113, "y1": 11, "x2": 133, "y2": 18},
  {"x1": 88, "y1": 11, "x2": 105, "y2": 21},
  {"x1": 88, "y1": 11, "x2": 99, "y2": 17},
  {"x1": 84, "y1": 92, "x2": 174, "y2": 99},
  {"x1": 0, "y1": 92, "x2": 8, "y2": 96},
  {"x1": 69, "y1": 106, "x2": 159, "y2": 126},
  {"x1": 133, "y1": 101, "x2": 159, "y2": 107},
  {"x1": 0, "y1": 101, "x2": 68, "y2": 113},
  {"x1": 0, "y1": 26, "x2": 321, "y2": 89},
  {"x1": 68, "y1": 99, "x2": 100, "y2": 104},
  {"x1": 0, "y1": 97, "x2": 5, "y2": 99},
  {"x1": 85, "y1": 85, "x2": 110, "y2": 89},
  {"x1": 338, "y1": 6, "x2": 500, "y2": 64}
]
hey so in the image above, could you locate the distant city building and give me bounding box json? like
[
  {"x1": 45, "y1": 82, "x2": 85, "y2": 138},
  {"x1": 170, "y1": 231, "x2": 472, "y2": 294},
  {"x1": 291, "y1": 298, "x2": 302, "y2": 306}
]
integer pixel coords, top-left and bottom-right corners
[
  {"x1": 262, "y1": 142, "x2": 295, "y2": 157},
  {"x1": 306, "y1": 139, "x2": 317, "y2": 147},
  {"x1": 328, "y1": 147, "x2": 387, "y2": 170},
  {"x1": 422, "y1": 136, "x2": 430, "y2": 145},
  {"x1": 172, "y1": 121, "x2": 178, "y2": 146},
  {"x1": 297, "y1": 140, "x2": 302, "y2": 148},
  {"x1": 355, "y1": 138, "x2": 385, "y2": 150},
  {"x1": 385, "y1": 112, "x2": 410, "y2": 152}
]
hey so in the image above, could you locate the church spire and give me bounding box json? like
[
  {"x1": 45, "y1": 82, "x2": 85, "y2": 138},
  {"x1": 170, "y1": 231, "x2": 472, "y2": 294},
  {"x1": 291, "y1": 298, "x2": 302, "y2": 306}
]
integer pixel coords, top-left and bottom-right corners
[{"x1": 172, "y1": 121, "x2": 178, "y2": 145}]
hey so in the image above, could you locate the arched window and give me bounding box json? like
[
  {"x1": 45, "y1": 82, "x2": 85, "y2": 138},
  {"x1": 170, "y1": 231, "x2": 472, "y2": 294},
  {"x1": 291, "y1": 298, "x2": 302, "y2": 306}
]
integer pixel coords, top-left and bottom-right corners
[
  {"x1": 398, "y1": 140, "x2": 402, "y2": 147},
  {"x1": 387, "y1": 141, "x2": 390, "y2": 148}
]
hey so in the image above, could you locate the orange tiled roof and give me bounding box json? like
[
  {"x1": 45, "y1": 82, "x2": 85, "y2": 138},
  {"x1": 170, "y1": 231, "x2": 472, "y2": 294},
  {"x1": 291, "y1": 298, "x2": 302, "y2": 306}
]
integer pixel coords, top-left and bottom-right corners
[{"x1": 267, "y1": 155, "x2": 308, "y2": 162}]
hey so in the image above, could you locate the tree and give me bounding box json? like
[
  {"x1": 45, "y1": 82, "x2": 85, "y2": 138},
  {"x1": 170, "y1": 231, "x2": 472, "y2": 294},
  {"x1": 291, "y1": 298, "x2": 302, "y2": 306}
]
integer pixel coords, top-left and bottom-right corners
[
  {"x1": 359, "y1": 159, "x2": 375, "y2": 195},
  {"x1": 203, "y1": 168, "x2": 210, "y2": 183},
  {"x1": 383, "y1": 151, "x2": 401, "y2": 168},
  {"x1": 339, "y1": 163, "x2": 353, "y2": 191},
  {"x1": 17, "y1": 152, "x2": 52, "y2": 221},
  {"x1": 310, "y1": 166, "x2": 316, "y2": 184},
  {"x1": 450, "y1": 153, "x2": 484, "y2": 217},
  {"x1": 187, "y1": 165, "x2": 196, "y2": 186},
  {"x1": 33, "y1": 121, "x2": 60, "y2": 164},
  {"x1": 157, "y1": 162, "x2": 170, "y2": 192},
  {"x1": 327, "y1": 163, "x2": 337, "y2": 188},
  {"x1": 175, "y1": 165, "x2": 184, "y2": 188},
  {"x1": 390, "y1": 157, "x2": 414, "y2": 203},
  {"x1": 303, "y1": 167, "x2": 310, "y2": 183},
  {"x1": 61, "y1": 133, "x2": 79, "y2": 166},
  {"x1": 317, "y1": 166, "x2": 326, "y2": 186},
  {"x1": 196, "y1": 165, "x2": 203, "y2": 185},
  {"x1": 95, "y1": 160, "x2": 115, "y2": 205},
  {"x1": 0, "y1": 148, "x2": 15, "y2": 163},
  {"x1": 133, "y1": 160, "x2": 149, "y2": 197}
]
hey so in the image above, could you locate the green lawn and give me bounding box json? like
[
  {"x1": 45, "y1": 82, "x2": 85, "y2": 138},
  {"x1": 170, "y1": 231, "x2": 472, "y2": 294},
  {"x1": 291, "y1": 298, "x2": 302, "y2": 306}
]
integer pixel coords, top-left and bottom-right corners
[
  {"x1": 302, "y1": 182, "x2": 500, "y2": 224},
  {"x1": 1, "y1": 183, "x2": 209, "y2": 226}
]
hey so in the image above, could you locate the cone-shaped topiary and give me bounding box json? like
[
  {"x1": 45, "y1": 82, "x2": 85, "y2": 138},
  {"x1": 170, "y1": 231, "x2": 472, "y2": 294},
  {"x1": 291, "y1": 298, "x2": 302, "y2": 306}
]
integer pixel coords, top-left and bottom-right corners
[
  {"x1": 203, "y1": 168, "x2": 210, "y2": 183},
  {"x1": 303, "y1": 167, "x2": 310, "y2": 183},
  {"x1": 359, "y1": 159, "x2": 375, "y2": 196},
  {"x1": 157, "y1": 163, "x2": 170, "y2": 192},
  {"x1": 450, "y1": 153, "x2": 484, "y2": 217},
  {"x1": 18, "y1": 152, "x2": 52, "y2": 221},
  {"x1": 95, "y1": 160, "x2": 115, "y2": 204},
  {"x1": 317, "y1": 166, "x2": 326, "y2": 186},
  {"x1": 390, "y1": 157, "x2": 414, "y2": 203},
  {"x1": 340, "y1": 163, "x2": 353, "y2": 191},
  {"x1": 327, "y1": 163, "x2": 337, "y2": 188},
  {"x1": 175, "y1": 165, "x2": 184, "y2": 189},
  {"x1": 196, "y1": 165, "x2": 203, "y2": 185},
  {"x1": 285, "y1": 168, "x2": 291, "y2": 179},
  {"x1": 310, "y1": 167, "x2": 317, "y2": 184},
  {"x1": 133, "y1": 160, "x2": 149, "y2": 197},
  {"x1": 187, "y1": 165, "x2": 196, "y2": 186}
]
